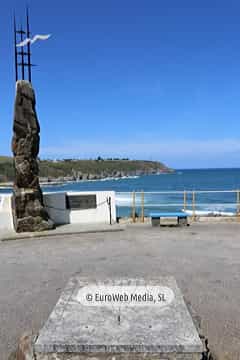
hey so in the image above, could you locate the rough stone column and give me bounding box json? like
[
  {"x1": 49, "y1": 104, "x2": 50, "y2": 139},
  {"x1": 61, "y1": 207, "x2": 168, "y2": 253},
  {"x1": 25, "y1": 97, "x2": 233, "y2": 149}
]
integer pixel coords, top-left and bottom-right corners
[{"x1": 11, "y1": 80, "x2": 55, "y2": 232}]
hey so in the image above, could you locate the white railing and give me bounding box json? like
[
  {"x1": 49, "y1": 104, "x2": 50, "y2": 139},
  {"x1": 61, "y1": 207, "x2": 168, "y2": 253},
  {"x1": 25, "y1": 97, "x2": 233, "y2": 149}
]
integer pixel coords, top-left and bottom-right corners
[{"x1": 116, "y1": 190, "x2": 240, "y2": 222}]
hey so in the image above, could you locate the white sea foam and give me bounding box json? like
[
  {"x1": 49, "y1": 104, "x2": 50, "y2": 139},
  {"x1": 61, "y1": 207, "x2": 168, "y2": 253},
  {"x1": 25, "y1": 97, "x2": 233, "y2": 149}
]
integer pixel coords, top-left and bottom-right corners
[{"x1": 183, "y1": 209, "x2": 235, "y2": 216}]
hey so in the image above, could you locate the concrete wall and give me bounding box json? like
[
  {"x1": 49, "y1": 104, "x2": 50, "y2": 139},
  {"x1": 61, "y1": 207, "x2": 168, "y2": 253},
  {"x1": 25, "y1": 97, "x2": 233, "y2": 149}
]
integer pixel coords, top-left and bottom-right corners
[
  {"x1": 0, "y1": 191, "x2": 116, "y2": 232},
  {"x1": 68, "y1": 191, "x2": 116, "y2": 225},
  {"x1": 0, "y1": 194, "x2": 14, "y2": 231},
  {"x1": 43, "y1": 192, "x2": 68, "y2": 225},
  {"x1": 43, "y1": 191, "x2": 116, "y2": 225}
]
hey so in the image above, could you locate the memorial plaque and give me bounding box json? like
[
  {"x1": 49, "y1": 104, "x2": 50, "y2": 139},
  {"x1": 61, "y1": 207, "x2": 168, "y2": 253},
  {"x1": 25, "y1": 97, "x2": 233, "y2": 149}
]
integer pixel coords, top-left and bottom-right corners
[{"x1": 66, "y1": 194, "x2": 97, "y2": 210}]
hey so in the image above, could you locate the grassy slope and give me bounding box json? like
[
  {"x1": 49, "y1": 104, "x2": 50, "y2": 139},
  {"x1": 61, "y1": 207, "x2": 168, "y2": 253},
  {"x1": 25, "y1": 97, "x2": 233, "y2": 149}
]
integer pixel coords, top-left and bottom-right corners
[
  {"x1": 0, "y1": 157, "x2": 14, "y2": 182},
  {"x1": 0, "y1": 156, "x2": 173, "y2": 181}
]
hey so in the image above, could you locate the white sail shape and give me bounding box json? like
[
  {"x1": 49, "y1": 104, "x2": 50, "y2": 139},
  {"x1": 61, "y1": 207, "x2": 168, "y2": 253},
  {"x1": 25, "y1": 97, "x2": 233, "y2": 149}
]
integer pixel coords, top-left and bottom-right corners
[
  {"x1": 31, "y1": 34, "x2": 51, "y2": 44},
  {"x1": 16, "y1": 38, "x2": 31, "y2": 47},
  {"x1": 16, "y1": 34, "x2": 51, "y2": 47}
]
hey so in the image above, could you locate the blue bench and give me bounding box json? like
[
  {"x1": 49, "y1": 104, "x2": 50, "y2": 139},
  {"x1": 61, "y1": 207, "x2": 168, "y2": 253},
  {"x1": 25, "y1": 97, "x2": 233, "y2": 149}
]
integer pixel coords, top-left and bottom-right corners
[{"x1": 150, "y1": 212, "x2": 189, "y2": 227}]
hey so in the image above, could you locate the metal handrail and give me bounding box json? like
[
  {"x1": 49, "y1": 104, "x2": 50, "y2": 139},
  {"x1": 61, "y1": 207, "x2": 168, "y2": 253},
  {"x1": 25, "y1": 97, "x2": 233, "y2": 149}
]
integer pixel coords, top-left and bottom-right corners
[
  {"x1": 117, "y1": 203, "x2": 239, "y2": 207},
  {"x1": 118, "y1": 190, "x2": 237, "y2": 194}
]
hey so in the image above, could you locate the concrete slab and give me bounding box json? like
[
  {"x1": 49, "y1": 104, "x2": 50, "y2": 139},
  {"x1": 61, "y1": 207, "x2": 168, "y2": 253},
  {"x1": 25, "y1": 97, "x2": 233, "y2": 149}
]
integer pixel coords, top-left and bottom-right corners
[
  {"x1": 34, "y1": 276, "x2": 203, "y2": 359},
  {"x1": 0, "y1": 223, "x2": 125, "y2": 242}
]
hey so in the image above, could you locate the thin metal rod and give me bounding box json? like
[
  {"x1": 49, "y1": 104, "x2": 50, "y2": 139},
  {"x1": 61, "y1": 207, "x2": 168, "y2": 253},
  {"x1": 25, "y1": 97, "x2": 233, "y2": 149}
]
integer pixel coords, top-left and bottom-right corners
[
  {"x1": 141, "y1": 190, "x2": 144, "y2": 223},
  {"x1": 237, "y1": 190, "x2": 240, "y2": 215},
  {"x1": 183, "y1": 190, "x2": 187, "y2": 211},
  {"x1": 116, "y1": 203, "x2": 240, "y2": 208},
  {"x1": 192, "y1": 191, "x2": 196, "y2": 221},
  {"x1": 119, "y1": 190, "x2": 237, "y2": 194},
  {"x1": 20, "y1": 25, "x2": 25, "y2": 80},
  {"x1": 26, "y1": 6, "x2": 32, "y2": 82},
  {"x1": 14, "y1": 14, "x2": 18, "y2": 82},
  {"x1": 132, "y1": 191, "x2": 136, "y2": 223}
]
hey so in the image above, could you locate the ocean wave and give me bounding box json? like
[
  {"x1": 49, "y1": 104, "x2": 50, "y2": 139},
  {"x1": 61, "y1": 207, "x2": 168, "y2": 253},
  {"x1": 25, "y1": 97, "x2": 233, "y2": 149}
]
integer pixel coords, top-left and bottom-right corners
[{"x1": 183, "y1": 209, "x2": 235, "y2": 216}]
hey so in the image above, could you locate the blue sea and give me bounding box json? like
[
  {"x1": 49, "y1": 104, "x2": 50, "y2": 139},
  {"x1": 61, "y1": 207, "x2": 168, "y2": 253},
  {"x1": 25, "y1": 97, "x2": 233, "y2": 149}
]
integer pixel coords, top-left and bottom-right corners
[{"x1": 1, "y1": 168, "x2": 240, "y2": 217}]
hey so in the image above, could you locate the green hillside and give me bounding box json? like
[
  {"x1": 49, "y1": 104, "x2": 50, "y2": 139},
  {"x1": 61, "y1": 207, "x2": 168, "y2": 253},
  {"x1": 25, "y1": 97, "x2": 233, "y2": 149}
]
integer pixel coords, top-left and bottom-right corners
[
  {"x1": 0, "y1": 156, "x2": 174, "y2": 182},
  {"x1": 0, "y1": 157, "x2": 14, "y2": 182}
]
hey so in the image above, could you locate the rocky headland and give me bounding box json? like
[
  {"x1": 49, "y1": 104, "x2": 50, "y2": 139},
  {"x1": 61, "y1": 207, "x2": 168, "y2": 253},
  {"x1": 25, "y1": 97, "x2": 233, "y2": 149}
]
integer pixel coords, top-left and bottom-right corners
[{"x1": 0, "y1": 157, "x2": 174, "y2": 186}]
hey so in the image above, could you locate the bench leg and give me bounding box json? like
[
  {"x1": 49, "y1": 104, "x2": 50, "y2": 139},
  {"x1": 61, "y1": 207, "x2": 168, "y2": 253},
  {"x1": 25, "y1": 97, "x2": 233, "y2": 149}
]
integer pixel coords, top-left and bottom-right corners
[
  {"x1": 151, "y1": 218, "x2": 160, "y2": 226},
  {"x1": 178, "y1": 217, "x2": 188, "y2": 226}
]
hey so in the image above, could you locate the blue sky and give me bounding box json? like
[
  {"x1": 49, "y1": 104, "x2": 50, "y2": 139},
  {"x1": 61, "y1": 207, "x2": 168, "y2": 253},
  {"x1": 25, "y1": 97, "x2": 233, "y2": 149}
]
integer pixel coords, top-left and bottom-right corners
[{"x1": 1, "y1": 0, "x2": 240, "y2": 168}]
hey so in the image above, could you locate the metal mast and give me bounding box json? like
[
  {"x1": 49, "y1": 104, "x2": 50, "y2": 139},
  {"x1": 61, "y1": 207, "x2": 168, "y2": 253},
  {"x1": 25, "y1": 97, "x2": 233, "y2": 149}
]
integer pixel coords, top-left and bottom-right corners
[
  {"x1": 14, "y1": 14, "x2": 18, "y2": 82},
  {"x1": 14, "y1": 8, "x2": 34, "y2": 82},
  {"x1": 26, "y1": 7, "x2": 32, "y2": 83}
]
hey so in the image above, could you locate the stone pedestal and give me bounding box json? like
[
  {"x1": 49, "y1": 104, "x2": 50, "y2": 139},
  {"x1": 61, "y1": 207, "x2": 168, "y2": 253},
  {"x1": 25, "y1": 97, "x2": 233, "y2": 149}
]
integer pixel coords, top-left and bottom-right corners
[
  {"x1": 11, "y1": 80, "x2": 54, "y2": 232},
  {"x1": 33, "y1": 276, "x2": 203, "y2": 360}
]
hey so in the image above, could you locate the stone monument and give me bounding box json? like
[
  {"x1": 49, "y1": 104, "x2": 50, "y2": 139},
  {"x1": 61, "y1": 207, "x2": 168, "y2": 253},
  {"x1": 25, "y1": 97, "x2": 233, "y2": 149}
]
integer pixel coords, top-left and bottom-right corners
[
  {"x1": 11, "y1": 80, "x2": 55, "y2": 232},
  {"x1": 30, "y1": 276, "x2": 204, "y2": 360}
]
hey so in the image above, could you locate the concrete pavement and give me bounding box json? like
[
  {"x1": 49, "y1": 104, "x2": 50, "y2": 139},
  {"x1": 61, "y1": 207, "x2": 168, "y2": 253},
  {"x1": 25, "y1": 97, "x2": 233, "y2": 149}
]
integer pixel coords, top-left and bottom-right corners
[{"x1": 0, "y1": 223, "x2": 240, "y2": 360}]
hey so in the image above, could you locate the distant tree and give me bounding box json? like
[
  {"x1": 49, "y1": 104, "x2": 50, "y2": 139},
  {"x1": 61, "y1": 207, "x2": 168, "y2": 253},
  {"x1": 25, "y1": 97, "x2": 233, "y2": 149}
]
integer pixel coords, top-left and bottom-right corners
[{"x1": 96, "y1": 156, "x2": 103, "y2": 161}]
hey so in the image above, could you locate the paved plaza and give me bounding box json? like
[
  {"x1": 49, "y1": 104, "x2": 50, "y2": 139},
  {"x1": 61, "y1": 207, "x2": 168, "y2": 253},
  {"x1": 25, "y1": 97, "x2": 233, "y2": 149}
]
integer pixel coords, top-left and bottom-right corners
[{"x1": 0, "y1": 223, "x2": 240, "y2": 360}]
